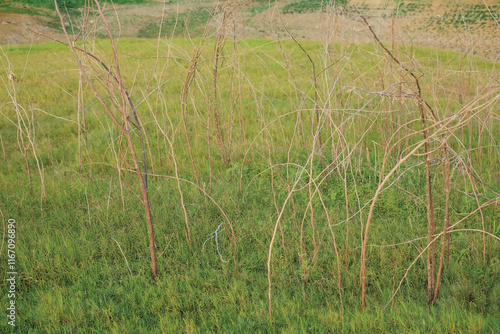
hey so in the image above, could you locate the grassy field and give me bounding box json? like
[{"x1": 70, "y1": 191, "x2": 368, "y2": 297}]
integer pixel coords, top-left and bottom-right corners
[{"x1": 1, "y1": 11, "x2": 500, "y2": 332}]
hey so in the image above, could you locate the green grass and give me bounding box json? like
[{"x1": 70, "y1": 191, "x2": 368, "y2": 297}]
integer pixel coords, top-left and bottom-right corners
[
  {"x1": 137, "y1": 8, "x2": 211, "y2": 38},
  {"x1": 0, "y1": 37, "x2": 499, "y2": 332},
  {"x1": 12, "y1": 0, "x2": 148, "y2": 10},
  {"x1": 282, "y1": 0, "x2": 348, "y2": 14},
  {"x1": 396, "y1": 1, "x2": 499, "y2": 33}
]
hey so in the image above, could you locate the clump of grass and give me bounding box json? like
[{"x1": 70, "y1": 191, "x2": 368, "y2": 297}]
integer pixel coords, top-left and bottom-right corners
[
  {"x1": 0, "y1": 1, "x2": 52, "y2": 16},
  {"x1": 282, "y1": 0, "x2": 347, "y2": 14},
  {"x1": 138, "y1": 8, "x2": 211, "y2": 38}
]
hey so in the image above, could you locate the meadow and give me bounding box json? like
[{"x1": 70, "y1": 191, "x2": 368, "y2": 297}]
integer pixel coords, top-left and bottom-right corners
[{"x1": 1, "y1": 4, "x2": 500, "y2": 332}]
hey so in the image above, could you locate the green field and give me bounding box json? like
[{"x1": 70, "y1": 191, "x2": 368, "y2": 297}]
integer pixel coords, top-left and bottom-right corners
[{"x1": 1, "y1": 18, "x2": 499, "y2": 333}]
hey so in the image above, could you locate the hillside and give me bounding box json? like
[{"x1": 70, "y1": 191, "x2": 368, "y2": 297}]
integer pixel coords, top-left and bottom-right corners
[{"x1": 1, "y1": 0, "x2": 499, "y2": 60}]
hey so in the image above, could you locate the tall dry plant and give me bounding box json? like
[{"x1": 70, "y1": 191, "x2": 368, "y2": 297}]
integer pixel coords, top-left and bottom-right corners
[
  {"x1": 1, "y1": 51, "x2": 46, "y2": 205},
  {"x1": 356, "y1": 12, "x2": 444, "y2": 309},
  {"x1": 210, "y1": 3, "x2": 239, "y2": 165},
  {"x1": 54, "y1": 0, "x2": 158, "y2": 277}
]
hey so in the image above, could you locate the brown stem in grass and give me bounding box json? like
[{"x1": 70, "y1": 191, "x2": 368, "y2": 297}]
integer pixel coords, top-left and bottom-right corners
[
  {"x1": 0, "y1": 133, "x2": 5, "y2": 161},
  {"x1": 308, "y1": 163, "x2": 318, "y2": 265},
  {"x1": 207, "y1": 90, "x2": 213, "y2": 194},
  {"x1": 269, "y1": 150, "x2": 288, "y2": 263},
  {"x1": 17, "y1": 119, "x2": 32, "y2": 191},
  {"x1": 136, "y1": 114, "x2": 156, "y2": 182},
  {"x1": 238, "y1": 38, "x2": 247, "y2": 168},
  {"x1": 7, "y1": 73, "x2": 32, "y2": 190},
  {"x1": 268, "y1": 166, "x2": 307, "y2": 317},
  {"x1": 228, "y1": 27, "x2": 238, "y2": 164},
  {"x1": 95, "y1": 0, "x2": 157, "y2": 276},
  {"x1": 212, "y1": 39, "x2": 227, "y2": 165},
  {"x1": 142, "y1": 96, "x2": 193, "y2": 247},
  {"x1": 358, "y1": 86, "x2": 498, "y2": 311},
  {"x1": 210, "y1": 4, "x2": 238, "y2": 165},
  {"x1": 266, "y1": 153, "x2": 349, "y2": 318},
  {"x1": 77, "y1": 73, "x2": 87, "y2": 167},
  {"x1": 55, "y1": 0, "x2": 157, "y2": 277},
  {"x1": 465, "y1": 170, "x2": 487, "y2": 267},
  {"x1": 181, "y1": 41, "x2": 204, "y2": 189},
  {"x1": 109, "y1": 126, "x2": 126, "y2": 212},
  {"x1": 387, "y1": 222, "x2": 500, "y2": 310},
  {"x1": 343, "y1": 162, "x2": 350, "y2": 265},
  {"x1": 284, "y1": 28, "x2": 328, "y2": 175},
  {"x1": 423, "y1": 109, "x2": 437, "y2": 305},
  {"x1": 356, "y1": 11, "x2": 440, "y2": 309},
  {"x1": 6, "y1": 69, "x2": 46, "y2": 203},
  {"x1": 102, "y1": 162, "x2": 239, "y2": 275},
  {"x1": 432, "y1": 136, "x2": 450, "y2": 305}
]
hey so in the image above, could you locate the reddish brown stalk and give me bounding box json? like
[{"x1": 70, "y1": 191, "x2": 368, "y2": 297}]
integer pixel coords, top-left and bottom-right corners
[
  {"x1": 54, "y1": 0, "x2": 157, "y2": 277},
  {"x1": 357, "y1": 12, "x2": 439, "y2": 309},
  {"x1": 210, "y1": 4, "x2": 238, "y2": 165},
  {"x1": 422, "y1": 105, "x2": 437, "y2": 305},
  {"x1": 211, "y1": 38, "x2": 227, "y2": 165},
  {"x1": 432, "y1": 136, "x2": 450, "y2": 305}
]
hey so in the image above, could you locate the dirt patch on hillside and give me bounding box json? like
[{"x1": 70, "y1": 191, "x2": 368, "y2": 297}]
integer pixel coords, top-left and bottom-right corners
[{"x1": 0, "y1": 13, "x2": 64, "y2": 45}]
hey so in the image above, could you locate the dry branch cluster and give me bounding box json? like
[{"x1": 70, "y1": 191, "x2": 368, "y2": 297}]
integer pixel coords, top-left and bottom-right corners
[{"x1": 1, "y1": 1, "x2": 498, "y2": 320}]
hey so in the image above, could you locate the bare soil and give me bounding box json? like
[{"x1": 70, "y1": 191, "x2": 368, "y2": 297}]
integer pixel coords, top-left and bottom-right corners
[{"x1": 0, "y1": 12, "x2": 64, "y2": 45}]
